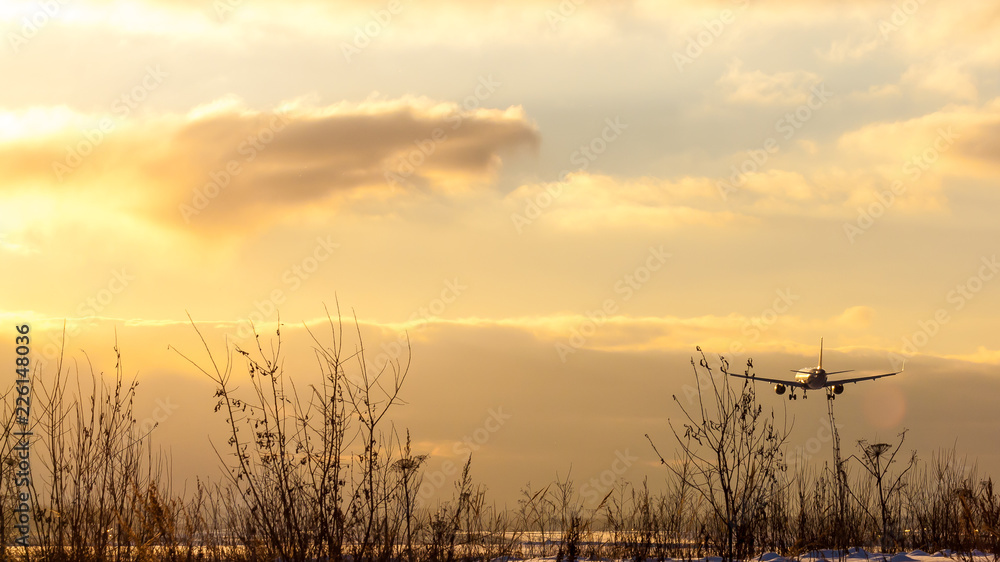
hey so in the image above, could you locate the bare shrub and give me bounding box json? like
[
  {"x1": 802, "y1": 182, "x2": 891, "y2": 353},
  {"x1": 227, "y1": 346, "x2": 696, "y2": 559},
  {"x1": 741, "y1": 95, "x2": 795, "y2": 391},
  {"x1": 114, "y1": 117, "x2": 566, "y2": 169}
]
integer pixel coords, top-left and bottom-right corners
[
  {"x1": 173, "y1": 305, "x2": 412, "y2": 562},
  {"x1": 648, "y1": 348, "x2": 790, "y2": 562},
  {"x1": 848, "y1": 431, "x2": 917, "y2": 552}
]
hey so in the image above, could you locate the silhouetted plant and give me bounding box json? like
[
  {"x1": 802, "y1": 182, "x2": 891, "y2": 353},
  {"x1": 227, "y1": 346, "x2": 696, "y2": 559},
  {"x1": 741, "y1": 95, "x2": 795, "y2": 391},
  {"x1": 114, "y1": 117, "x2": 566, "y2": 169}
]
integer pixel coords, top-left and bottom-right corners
[
  {"x1": 849, "y1": 430, "x2": 917, "y2": 552},
  {"x1": 649, "y1": 348, "x2": 790, "y2": 562}
]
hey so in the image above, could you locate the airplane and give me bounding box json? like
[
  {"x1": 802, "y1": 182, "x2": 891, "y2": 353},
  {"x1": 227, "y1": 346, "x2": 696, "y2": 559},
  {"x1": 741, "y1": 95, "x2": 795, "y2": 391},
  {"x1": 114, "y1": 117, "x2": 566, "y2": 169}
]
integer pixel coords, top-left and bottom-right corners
[{"x1": 728, "y1": 338, "x2": 904, "y2": 400}]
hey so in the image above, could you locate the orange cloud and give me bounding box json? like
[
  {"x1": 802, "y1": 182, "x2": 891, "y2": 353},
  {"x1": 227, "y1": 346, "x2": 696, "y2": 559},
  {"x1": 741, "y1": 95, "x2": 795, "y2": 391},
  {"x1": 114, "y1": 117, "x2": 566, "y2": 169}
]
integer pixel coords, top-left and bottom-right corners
[
  {"x1": 717, "y1": 59, "x2": 823, "y2": 106},
  {"x1": 0, "y1": 97, "x2": 539, "y2": 233},
  {"x1": 506, "y1": 173, "x2": 746, "y2": 232},
  {"x1": 838, "y1": 97, "x2": 1000, "y2": 178}
]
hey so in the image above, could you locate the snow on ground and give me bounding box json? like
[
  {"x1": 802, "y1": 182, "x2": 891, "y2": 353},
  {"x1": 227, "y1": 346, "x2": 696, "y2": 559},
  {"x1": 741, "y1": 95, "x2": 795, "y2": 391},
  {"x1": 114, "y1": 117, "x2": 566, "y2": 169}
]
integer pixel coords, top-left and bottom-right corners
[
  {"x1": 519, "y1": 549, "x2": 995, "y2": 562},
  {"x1": 748, "y1": 549, "x2": 996, "y2": 562}
]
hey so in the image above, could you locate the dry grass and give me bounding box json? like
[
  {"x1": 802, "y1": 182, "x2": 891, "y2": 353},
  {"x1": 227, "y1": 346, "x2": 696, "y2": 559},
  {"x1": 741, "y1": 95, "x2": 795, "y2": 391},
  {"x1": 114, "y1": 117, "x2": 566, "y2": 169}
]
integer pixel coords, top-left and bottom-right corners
[{"x1": 1, "y1": 323, "x2": 997, "y2": 561}]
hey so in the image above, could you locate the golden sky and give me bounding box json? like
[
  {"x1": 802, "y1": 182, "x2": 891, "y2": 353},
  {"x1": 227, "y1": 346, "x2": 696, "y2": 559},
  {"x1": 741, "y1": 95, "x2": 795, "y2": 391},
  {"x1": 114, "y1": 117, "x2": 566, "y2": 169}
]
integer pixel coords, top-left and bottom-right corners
[{"x1": 2, "y1": 0, "x2": 1000, "y2": 503}]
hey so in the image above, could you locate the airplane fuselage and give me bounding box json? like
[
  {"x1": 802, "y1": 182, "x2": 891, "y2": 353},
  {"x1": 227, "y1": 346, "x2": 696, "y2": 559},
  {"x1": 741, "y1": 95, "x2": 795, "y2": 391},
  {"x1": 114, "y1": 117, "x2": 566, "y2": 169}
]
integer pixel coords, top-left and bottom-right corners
[{"x1": 794, "y1": 368, "x2": 828, "y2": 390}]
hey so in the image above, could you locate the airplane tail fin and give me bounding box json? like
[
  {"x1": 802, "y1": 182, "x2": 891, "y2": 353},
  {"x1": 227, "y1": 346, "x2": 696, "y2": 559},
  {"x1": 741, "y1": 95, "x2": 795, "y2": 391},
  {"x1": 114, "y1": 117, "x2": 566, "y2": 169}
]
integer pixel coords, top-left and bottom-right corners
[{"x1": 818, "y1": 337, "x2": 824, "y2": 370}]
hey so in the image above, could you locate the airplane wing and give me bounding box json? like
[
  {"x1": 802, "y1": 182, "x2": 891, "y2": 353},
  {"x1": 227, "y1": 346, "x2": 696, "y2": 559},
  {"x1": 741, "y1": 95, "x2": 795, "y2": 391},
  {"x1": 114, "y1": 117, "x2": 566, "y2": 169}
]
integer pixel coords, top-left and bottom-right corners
[
  {"x1": 827, "y1": 370, "x2": 902, "y2": 385},
  {"x1": 790, "y1": 369, "x2": 854, "y2": 375},
  {"x1": 728, "y1": 372, "x2": 808, "y2": 388},
  {"x1": 827, "y1": 361, "x2": 904, "y2": 385}
]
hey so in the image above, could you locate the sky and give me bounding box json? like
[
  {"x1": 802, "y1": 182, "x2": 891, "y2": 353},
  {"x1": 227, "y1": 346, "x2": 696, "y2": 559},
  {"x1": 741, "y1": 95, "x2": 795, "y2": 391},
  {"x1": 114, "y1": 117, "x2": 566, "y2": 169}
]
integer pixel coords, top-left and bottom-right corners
[{"x1": 2, "y1": 0, "x2": 999, "y2": 506}]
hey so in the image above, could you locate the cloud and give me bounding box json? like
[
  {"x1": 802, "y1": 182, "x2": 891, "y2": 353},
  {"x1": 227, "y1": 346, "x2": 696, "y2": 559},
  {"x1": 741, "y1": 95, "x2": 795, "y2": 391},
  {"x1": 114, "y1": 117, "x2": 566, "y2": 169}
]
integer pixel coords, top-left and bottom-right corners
[
  {"x1": 875, "y1": 0, "x2": 1000, "y2": 64},
  {"x1": 506, "y1": 173, "x2": 746, "y2": 230},
  {"x1": 740, "y1": 169, "x2": 817, "y2": 202},
  {"x1": 0, "y1": 96, "x2": 539, "y2": 233},
  {"x1": 901, "y1": 58, "x2": 979, "y2": 102},
  {"x1": 944, "y1": 346, "x2": 1000, "y2": 364},
  {"x1": 414, "y1": 306, "x2": 893, "y2": 360},
  {"x1": 717, "y1": 167, "x2": 867, "y2": 218},
  {"x1": 838, "y1": 97, "x2": 1000, "y2": 179},
  {"x1": 0, "y1": 232, "x2": 38, "y2": 256},
  {"x1": 846, "y1": 83, "x2": 902, "y2": 102},
  {"x1": 717, "y1": 59, "x2": 823, "y2": 106},
  {"x1": 506, "y1": 161, "x2": 948, "y2": 229},
  {"x1": 9, "y1": 0, "x2": 646, "y2": 47},
  {"x1": 821, "y1": 35, "x2": 881, "y2": 63},
  {"x1": 834, "y1": 305, "x2": 874, "y2": 329}
]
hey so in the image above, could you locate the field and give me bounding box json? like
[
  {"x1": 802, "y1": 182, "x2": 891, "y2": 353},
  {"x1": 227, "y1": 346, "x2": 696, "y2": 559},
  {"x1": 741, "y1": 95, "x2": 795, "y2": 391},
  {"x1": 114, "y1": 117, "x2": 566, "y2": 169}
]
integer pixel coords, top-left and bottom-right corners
[{"x1": 0, "y1": 315, "x2": 997, "y2": 562}]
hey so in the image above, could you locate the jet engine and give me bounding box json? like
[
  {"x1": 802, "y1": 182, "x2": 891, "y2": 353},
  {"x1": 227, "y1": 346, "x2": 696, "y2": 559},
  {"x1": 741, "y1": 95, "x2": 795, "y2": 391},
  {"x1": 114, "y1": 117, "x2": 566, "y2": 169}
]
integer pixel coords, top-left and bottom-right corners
[
  {"x1": 834, "y1": 384, "x2": 844, "y2": 395},
  {"x1": 774, "y1": 384, "x2": 786, "y2": 395}
]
